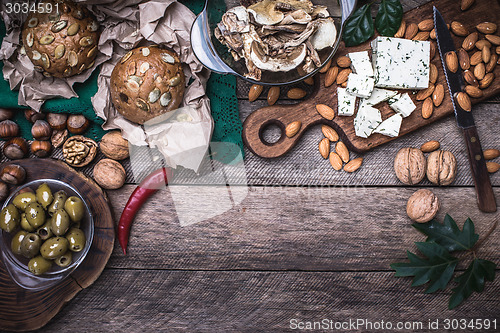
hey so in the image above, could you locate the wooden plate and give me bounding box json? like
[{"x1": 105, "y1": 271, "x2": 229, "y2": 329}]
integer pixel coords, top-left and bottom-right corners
[{"x1": 0, "y1": 159, "x2": 114, "y2": 332}]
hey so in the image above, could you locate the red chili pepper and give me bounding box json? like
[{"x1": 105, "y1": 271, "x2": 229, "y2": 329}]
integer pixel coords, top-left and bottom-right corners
[{"x1": 117, "y1": 167, "x2": 173, "y2": 255}]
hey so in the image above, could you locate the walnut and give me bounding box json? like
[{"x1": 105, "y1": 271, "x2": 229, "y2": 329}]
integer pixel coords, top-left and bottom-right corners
[
  {"x1": 407, "y1": 189, "x2": 440, "y2": 223},
  {"x1": 99, "y1": 131, "x2": 129, "y2": 160},
  {"x1": 394, "y1": 148, "x2": 427, "y2": 185},
  {"x1": 426, "y1": 150, "x2": 457, "y2": 186},
  {"x1": 62, "y1": 135, "x2": 97, "y2": 167},
  {"x1": 93, "y1": 159, "x2": 126, "y2": 190}
]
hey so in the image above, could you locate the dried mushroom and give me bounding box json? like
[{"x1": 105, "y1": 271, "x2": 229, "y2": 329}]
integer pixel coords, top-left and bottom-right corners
[{"x1": 62, "y1": 135, "x2": 97, "y2": 167}]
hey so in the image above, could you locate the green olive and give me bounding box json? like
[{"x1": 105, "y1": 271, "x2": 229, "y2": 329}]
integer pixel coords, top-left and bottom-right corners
[
  {"x1": 20, "y1": 213, "x2": 35, "y2": 232},
  {"x1": 25, "y1": 202, "x2": 46, "y2": 228},
  {"x1": 47, "y1": 190, "x2": 67, "y2": 216},
  {"x1": 64, "y1": 196, "x2": 85, "y2": 223},
  {"x1": 50, "y1": 209, "x2": 70, "y2": 236},
  {"x1": 20, "y1": 232, "x2": 42, "y2": 258},
  {"x1": 54, "y1": 251, "x2": 73, "y2": 268},
  {"x1": 40, "y1": 236, "x2": 69, "y2": 259},
  {"x1": 12, "y1": 192, "x2": 36, "y2": 211},
  {"x1": 0, "y1": 204, "x2": 20, "y2": 232},
  {"x1": 28, "y1": 255, "x2": 52, "y2": 275},
  {"x1": 66, "y1": 227, "x2": 86, "y2": 252},
  {"x1": 37, "y1": 221, "x2": 53, "y2": 241},
  {"x1": 35, "y1": 183, "x2": 53, "y2": 209},
  {"x1": 11, "y1": 230, "x2": 28, "y2": 255}
]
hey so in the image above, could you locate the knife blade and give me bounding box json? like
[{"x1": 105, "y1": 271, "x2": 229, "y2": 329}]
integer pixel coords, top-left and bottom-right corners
[{"x1": 434, "y1": 7, "x2": 497, "y2": 213}]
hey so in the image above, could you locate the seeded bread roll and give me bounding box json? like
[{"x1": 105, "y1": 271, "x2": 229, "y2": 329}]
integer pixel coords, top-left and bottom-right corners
[
  {"x1": 110, "y1": 46, "x2": 185, "y2": 124},
  {"x1": 21, "y1": 0, "x2": 100, "y2": 78}
]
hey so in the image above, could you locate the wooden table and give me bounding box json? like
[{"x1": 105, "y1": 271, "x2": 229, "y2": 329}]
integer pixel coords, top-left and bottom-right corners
[{"x1": 20, "y1": 0, "x2": 500, "y2": 331}]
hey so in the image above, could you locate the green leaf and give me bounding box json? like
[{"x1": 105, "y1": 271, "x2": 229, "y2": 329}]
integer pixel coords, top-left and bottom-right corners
[
  {"x1": 412, "y1": 214, "x2": 479, "y2": 252},
  {"x1": 449, "y1": 259, "x2": 496, "y2": 309},
  {"x1": 375, "y1": 0, "x2": 403, "y2": 37},
  {"x1": 342, "y1": 4, "x2": 374, "y2": 47},
  {"x1": 391, "y1": 242, "x2": 459, "y2": 293}
]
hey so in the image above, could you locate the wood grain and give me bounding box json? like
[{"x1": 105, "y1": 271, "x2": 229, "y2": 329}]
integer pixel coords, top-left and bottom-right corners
[
  {"x1": 0, "y1": 159, "x2": 114, "y2": 332},
  {"x1": 242, "y1": 0, "x2": 500, "y2": 158}
]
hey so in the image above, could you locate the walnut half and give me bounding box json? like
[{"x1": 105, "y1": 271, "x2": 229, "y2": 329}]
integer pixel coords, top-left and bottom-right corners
[
  {"x1": 62, "y1": 135, "x2": 97, "y2": 167},
  {"x1": 426, "y1": 150, "x2": 457, "y2": 186},
  {"x1": 407, "y1": 189, "x2": 440, "y2": 223}
]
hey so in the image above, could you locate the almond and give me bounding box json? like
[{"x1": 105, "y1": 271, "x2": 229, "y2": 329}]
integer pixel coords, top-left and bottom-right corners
[
  {"x1": 329, "y1": 152, "x2": 343, "y2": 171},
  {"x1": 421, "y1": 140, "x2": 440, "y2": 153},
  {"x1": 465, "y1": 85, "x2": 483, "y2": 98},
  {"x1": 462, "y1": 32, "x2": 478, "y2": 51},
  {"x1": 464, "y1": 70, "x2": 479, "y2": 86},
  {"x1": 485, "y1": 35, "x2": 500, "y2": 45},
  {"x1": 336, "y1": 68, "x2": 351, "y2": 85},
  {"x1": 340, "y1": 82, "x2": 347, "y2": 88},
  {"x1": 429, "y1": 63, "x2": 438, "y2": 84},
  {"x1": 344, "y1": 157, "x2": 363, "y2": 173},
  {"x1": 416, "y1": 84, "x2": 435, "y2": 101},
  {"x1": 455, "y1": 92, "x2": 471, "y2": 111},
  {"x1": 430, "y1": 41, "x2": 437, "y2": 60},
  {"x1": 319, "y1": 138, "x2": 330, "y2": 159},
  {"x1": 457, "y1": 48, "x2": 470, "y2": 70},
  {"x1": 285, "y1": 121, "x2": 301, "y2": 138},
  {"x1": 482, "y1": 46, "x2": 491, "y2": 63},
  {"x1": 248, "y1": 84, "x2": 263, "y2": 102},
  {"x1": 470, "y1": 51, "x2": 483, "y2": 66},
  {"x1": 321, "y1": 125, "x2": 339, "y2": 142},
  {"x1": 445, "y1": 51, "x2": 459, "y2": 73},
  {"x1": 418, "y1": 19, "x2": 434, "y2": 32},
  {"x1": 325, "y1": 66, "x2": 339, "y2": 87},
  {"x1": 432, "y1": 84, "x2": 445, "y2": 106},
  {"x1": 316, "y1": 104, "x2": 335, "y2": 120},
  {"x1": 422, "y1": 97, "x2": 434, "y2": 119},
  {"x1": 461, "y1": 0, "x2": 475, "y2": 11},
  {"x1": 483, "y1": 148, "x2": 500, "y2": 160},
  {"x1": 479, "y1": 73, "x2": 494, "y2": 89},
  {"x1": 394, "y1": 20, "x2": 406, "y2": 38},
  {"x1": 335, "y1": 141, "x2": 350, "y2": 163},
  {"x1": 336, "y1": 56, "x2": 351, "y2": 68},
  {"x1": 319, "y1": 59, "x2": 332, "y2": 73},
  {"x1": 451, "y1": 21, "x2": 468, "y2": 36},
  {"x1": 486, "y1": 54, "x2": 497, "y2": 72},
  {"x1": 430, "y1": 28, "x2": 436, "y2": 40},
  {"x1": 497, "y1": 46, "x2": 500, "y2": 54},
  {"x1": 486, "y1": 162, "x2": 500, "y2": 173},
  {"x1": 476, "y1": 22, "x2": 497, "y2": 34},
  {"x1": 304, "y1": 77, "x2": 314, "y2": 85},
  {"x1": 287, "y1": 88, "x2": 307, "y2": 99},
  {"x1": 267, "y1": 86, "x2": 280, "y2": 105},
  {"x1": 476, "y1": 40, "x2": 492, "y2": 50},
  {"x1": 404, "y1": 23, "x2": 418, "y2": 40},
  {"x1": 413, "y1": 31, "x2": 430, "y2": 41},
  {"x1": 474, "y1": 62, "x2": 486, "y2": 80}
]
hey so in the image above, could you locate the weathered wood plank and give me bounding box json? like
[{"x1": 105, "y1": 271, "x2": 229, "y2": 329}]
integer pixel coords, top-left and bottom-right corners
[
  {"x1": 39, "y1": 269, "x2": 500, "y2": 333},
  {"x1": 106, "y1": 185, "x2": 500, "y2": 271}
]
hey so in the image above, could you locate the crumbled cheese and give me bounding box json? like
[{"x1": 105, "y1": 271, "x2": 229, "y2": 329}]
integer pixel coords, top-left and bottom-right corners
[
  {"x1": 348, "y1": 51, "x2": 374, "y2": 77},
  {"x1": 374, "y1": 113, "x2": 403, "y2": 137},
  {"x1": 337, "y1": 87, "x2": 357, "y2": 116},
  {"x1": 346, "y1": 73, "x2": 375, "y2": 98},
  {"x1": 354, "y1": 103, "x2": 382, "y2": 138},
  {"x1": 388, "y1": 93, "x2": 417, "y2": 118}
]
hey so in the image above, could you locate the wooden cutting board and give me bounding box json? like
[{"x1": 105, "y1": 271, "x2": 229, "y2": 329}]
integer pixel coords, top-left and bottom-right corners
[
  {"x1": 0, "y1": 159, "x2": 114, "y2": 332},
  {"x1": 242, "y1": 0, "x2": 500, "y2": 158}
]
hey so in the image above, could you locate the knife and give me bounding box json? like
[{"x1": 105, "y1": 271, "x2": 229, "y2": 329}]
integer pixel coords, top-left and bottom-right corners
[{"x1": 433, "y1": 7, "x2": 497, "y2": 213}]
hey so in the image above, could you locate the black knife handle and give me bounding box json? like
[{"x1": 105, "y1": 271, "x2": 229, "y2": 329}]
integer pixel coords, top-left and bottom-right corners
[{"x1": 463, "y1": 127, "x2": 497, "y2": 213}]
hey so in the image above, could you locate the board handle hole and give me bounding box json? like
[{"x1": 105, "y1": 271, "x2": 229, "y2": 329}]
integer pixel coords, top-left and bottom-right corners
[{"x1": 259, "y1": 121, "x2": 285, "y2": 146}]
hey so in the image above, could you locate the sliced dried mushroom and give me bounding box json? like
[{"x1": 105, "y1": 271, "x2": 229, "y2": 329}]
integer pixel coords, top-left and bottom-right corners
[
  {"x1": 247, "y1": 0, "x2": 285, "y2": 25},
  {"x1": 310, "y1": 17, "x2": 336, "y2": 50},
  {"x1": 62, "y1": 135, "x2": 97, "y2": 167},
  {"x1": 250, "y1": 41, "x2": 306, "y2": 72}
]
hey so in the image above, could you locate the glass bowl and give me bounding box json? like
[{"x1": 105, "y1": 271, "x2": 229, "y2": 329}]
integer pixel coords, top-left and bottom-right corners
[
  {"x1": 191, "y1": 0, "x2": 357, "y2": 85},
  {"x1": 0, "y1": 179, "x2": 94, "y2": 290}
]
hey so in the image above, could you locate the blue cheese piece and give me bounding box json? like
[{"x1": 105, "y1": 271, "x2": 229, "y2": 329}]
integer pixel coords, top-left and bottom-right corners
[
  {"x1": 346, "y1": 73, "x2": 375, "y2": 98},
  {"x1": 348, "y1": 51, "x2": 374, "y2": 77},
  {"x1": 354, "y1": 104, "x2": 382, "y2": 138},
  {"x1": 388, "y1": 93, "x2": 416, "y2": 118},
  {"x1": 337, "y1": 87, "x2": 356, "y2": 116},
  {"x1": 374, "y1": 114, "x2": 403, "y2": 137},
  {"x1": 371, "y1": 37, "x2": 430, "y2": 90},
  {"x1": 360, "y1": 88, "x2": 398, "y2": 107}
]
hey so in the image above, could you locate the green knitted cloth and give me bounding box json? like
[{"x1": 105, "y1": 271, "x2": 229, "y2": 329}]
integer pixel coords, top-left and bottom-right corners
[{"x1": 0, "y1": 0, "x2": 243, "y2": 160}]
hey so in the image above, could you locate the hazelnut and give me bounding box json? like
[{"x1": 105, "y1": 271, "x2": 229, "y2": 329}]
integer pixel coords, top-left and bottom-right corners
[
  {"x1": 31, "y1": 141, "x2": 52, "y2": 158},
  {"x1": 62, "y1": 136, "x2": 98, "y2": 167},
  {"x1": 3, "y1": 137, "x2": 29, "y2": 160},
  {"x1": 427, "y1": 150, "x2": 457, "y2": 186},
  {"x1": 0, "y1": 181, "x2": 9, "y2": 202},
  {"x1": 24, "y1": 109, "x2": 45, "y2": 123},
  {"x1": 67, "y1": 115, "x2": 90, "y2": 134},
  {"x1": 31, "y1": 120, "x2": 52, "y2": 141},
  {"x1": 407, "y1": 189, "x2": 440, "y2": 223},
  {"x1": 394, "y1": 148, "x2": 427, "y2": 185},
  {"x1": 51, "y1": 129, "x2": 69, "y2": 148},
  {"x1": 0, "y1": 120, "x2": 20, "y2": 140},
  {"x1": 93, "y1": 159, "x2": 126, "y2": 190},
  {"x1": 46, "y1": 113, "x2": 68, "y2": 130},
  {"x1": 0, "y1": 164, "x2": 26, "y2": 184},
  {"x1": 0, "y1": 108, "x2": 14, "y2": 121},
  {"x1": 100, "y1": 131, "x2": 129, "y2": 160}
]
